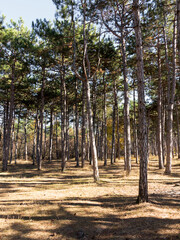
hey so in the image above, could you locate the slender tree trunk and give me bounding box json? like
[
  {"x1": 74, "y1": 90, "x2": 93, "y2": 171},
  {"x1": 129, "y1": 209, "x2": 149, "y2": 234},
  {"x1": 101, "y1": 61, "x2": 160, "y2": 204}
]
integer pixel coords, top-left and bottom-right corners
[
  {"x1": 32, "y1": 116, "x2": 37, "y2": 165},
  {"x1": 133, "y1": 83, "x2": 138, "y2": 163},
  {"x1": 162, "y1": 92, "x2": 166, "y2": 164},
  {"x1": 10, "y1": 110, "x2": 15, "y2": 164},
  {"x1": 3, "y1": 101, "x2": 8, "y2": 171},
  {"x1": 66, "y1": 106, "x2": 70, "y2": 162},
  {"x1": 111, "y1": 102, "x2": 116, "y2": 164},
  {"x1": 176, "y1": 102, "x2": 180, "y2": 158},
  {"x1": 86, "y1": 79, "x2": 99, "y2": 182},
  {"x1": 36, "y1": 112, "x2": 40, "y2": 165},
  {"x1": 3, "y1": 63, "x2": 15, "y2": 171},
  {"x1": 43, "y1": 111, "x2": 47, "y2": 160},
  {"x1": 38, "y1": 66, "x2": 45, "y2": 170},
  {"x1": 56, "y1": 116, "x2": 59, "y2": 159},
  {"x1": 103, "y1": 73, "x2": 107, "y2": 166},
  {"x1": 92, "y1": 77, "x2": 97, "y2": 132},
  {"x1": 177, "y1": 0, "x2": 180, "y2": 63},
  {"x1": 86, "y1": 110, "x2": 91, "y2": 164},
  {"x1": 81, "y1": 81, "x2": 86, "y2": 168},
  {"x1": 165, "y1": 20, "x2": 177, "y2": 174},
  {"x1": 133, "y1": 0, "x2": 148, "y2": 203},
  {"x1": 49, "y1": 107, "x2": 53, "y2": 162},
  {"x1": 75, "y1": 78, "x2": 80, "y2": 167},
  {"x1": 24, "y1": 114, "x2": 28, "y2": 161},
  {"x1": 61, "y1": 59, "x2": 67, "y2": 172},
  {"x1": 117, "y1": 108, "x2": 121, "y2": 160},
  {"x1": 15, "y1": 109, "x2": 21, "y2": 164},
  {"x1": 157, "y1": 33, "x2": 164, "y2": 169},
  {"x1": 121, "y1": 16, "x2": 131, "y2": 174}
]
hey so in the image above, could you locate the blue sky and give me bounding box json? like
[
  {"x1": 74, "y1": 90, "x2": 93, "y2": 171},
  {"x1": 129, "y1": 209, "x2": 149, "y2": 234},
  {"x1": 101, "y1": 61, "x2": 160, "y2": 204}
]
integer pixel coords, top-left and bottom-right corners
[{"x1": 0, "y1": 0, "x2": 56, "y2": 28}]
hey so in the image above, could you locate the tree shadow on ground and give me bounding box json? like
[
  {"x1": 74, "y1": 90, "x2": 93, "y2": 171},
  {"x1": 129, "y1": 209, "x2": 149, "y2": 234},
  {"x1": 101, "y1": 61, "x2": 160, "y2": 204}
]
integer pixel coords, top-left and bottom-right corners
[{"x1": 1, "y1": 195, "x2": 180, "y2": 240}]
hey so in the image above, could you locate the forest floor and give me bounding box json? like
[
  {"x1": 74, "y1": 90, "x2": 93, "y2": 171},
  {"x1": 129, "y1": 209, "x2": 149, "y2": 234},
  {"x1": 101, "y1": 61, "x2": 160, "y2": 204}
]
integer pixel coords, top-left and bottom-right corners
[{"x1": 0, "y1": 156, "x2": 179, "y2": 240}]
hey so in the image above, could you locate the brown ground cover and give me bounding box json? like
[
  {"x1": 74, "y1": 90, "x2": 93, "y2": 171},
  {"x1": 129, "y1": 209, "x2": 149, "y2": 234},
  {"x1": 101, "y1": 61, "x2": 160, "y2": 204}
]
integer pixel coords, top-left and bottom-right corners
[{"x1": 0, "y1": 156, "x2": 179, "y2": 240}]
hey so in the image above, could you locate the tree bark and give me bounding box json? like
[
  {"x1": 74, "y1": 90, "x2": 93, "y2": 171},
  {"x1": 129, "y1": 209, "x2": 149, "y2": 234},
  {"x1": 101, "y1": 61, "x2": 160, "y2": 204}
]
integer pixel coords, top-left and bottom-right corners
[
  {"x1": 38, "y1": 66, "x2": 45, "y2": 170},
  {"x1": 49, "y1": 107, "x2": 54, "y2": 162},
  {"x1": 32, "y1": 116, "x2": 37, "y2": 165},
  {"x1": 103, "y1": 73, "x2": 108, "y2": 166},
  {"x1": 24, "y1": 114, "x2": 28, "y2": 161},
  {"x1": 15, "y1": 109, "x2": 21, "y2": 164},
  {"x1": 165, "y1": 20, "x2": 177, "y2": 174},
  {"x1": 133, "y1": 0, "x2": 148, "y2": 203},
  {"x1": 61, "y1": 58, "x2": 67, "y2": 172},
  {"x1": 177, "y1": 0, "x2": 180, "y2": 63},
  {"x1": 3, "y1": 63, "x2": 15, "y2": 171},
  {"x1": 75, "y1": 77, "x2": 80, "y2": 167},
  {"x1": 157, "y1": 33, "x2": 164, "y2": 169},
  {"x1": 121, "y1": 12, "x2": 131, "y2": 174},
  {"x1": 133, "y1": 82, "x2": 138, "y2": 164},
  {"x1": 81, "y1": 81, "x2": 86, "y2": 168},
  {"x1": 86, "y1": 79, "x2": 99, "y2": 182}
]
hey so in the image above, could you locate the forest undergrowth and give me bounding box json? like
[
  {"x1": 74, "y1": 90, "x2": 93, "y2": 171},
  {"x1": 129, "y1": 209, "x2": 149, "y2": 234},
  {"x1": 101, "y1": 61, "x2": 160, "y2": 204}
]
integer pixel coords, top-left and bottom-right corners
[{"x1": 0, "y1": 156, "x2": 179, "y2": 240}]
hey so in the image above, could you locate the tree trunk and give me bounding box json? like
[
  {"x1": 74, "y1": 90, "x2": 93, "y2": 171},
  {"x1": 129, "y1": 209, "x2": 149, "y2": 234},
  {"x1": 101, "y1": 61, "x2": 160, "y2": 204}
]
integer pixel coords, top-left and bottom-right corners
[
  {"x1": 49, "y1": 107, "x2": 53, "y2": 162},
  {"x1": 121, "y1": 16, "x2": 131, "y2": 174},
  {"x1": 38, "y1": 66, "x2": 45, "y2": 170},
  {"x1": 24, "y1": 114, "x2": 28, "y2": 161},
  {"x1": 111, "y1": 103, "x2": 116, "y2": 165},
  {"x1": 157, "y1": 33, "x2": 164, "y2": 169},
  {"x1": 75, "y1": 78, "x2": 79, "y2": 167},
  {"x1": 66, "y1": 106, "x2": 70, "y2": 162},
  {"x1": 117, "y1": 108, "x2": 121, "y2": 160},
  {"x1": 15, "y1": 109, "x2": 21, "y2": 164},
  {"x1": 43, "y1": 111, "x2": 47, "y2": 160},
  {"x1": 86, "y1": 79, "x2": 99, "y2": 182},
  {"x1": 177, "y1": 0, "x2": 180, "y2": 63},
  {"x1": 36, "y1": 112, "x2": 40, "y2": 166},
  {"x1": 103, "y1": 73, "x2": 108, "y2": 166},
  {"x1": 176, "y1": 102, "x2": 180, "y2": 158},
  {"x1": 56, "y1": 116, "x2": 59, "y2": 159},
  {"x1": 10, "y1": 110, "x2": 15, "y2": 164},
  {"x1": 165, "y1": 20, "x2": 177, "y2": 174},
  {"x1": 3, "y1": 63, "x2": 15, "y2": 171},
  {"x1": 32, "y1": 116, "x2": 37, "y2": 165},
  {"x1": 81, "y1": 81, "x2": 86, "y2": 168},
  {"x1": 61, "y1": 58, "x2": 67, "y2": 172},
  {"x1": 133, "y1": 83, "x2": 138, "y2": 164},
  {"x1": 133, "y1": 0, "x2": 148, "y2": 203}
]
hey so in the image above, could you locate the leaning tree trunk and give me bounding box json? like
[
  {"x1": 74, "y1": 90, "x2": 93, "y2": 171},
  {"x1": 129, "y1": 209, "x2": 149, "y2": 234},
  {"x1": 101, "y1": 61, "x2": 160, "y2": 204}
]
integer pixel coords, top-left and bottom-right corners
[
  {"x1": 133, "y1": 0, "x2": 148, "y2": 203},
  {"x1": 157, "y1": 32, "x2": 164, "y2": 169},
  {"x1": 86, "y1": 78, "x2": 99, "y2": 182}
]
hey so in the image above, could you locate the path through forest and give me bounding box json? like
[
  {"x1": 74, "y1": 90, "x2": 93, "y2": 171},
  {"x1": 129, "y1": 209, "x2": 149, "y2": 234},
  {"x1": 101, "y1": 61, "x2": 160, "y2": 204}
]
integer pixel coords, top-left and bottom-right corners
[{"x1": 0, "y1": 157, "x2": 179, "y2": 240}]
